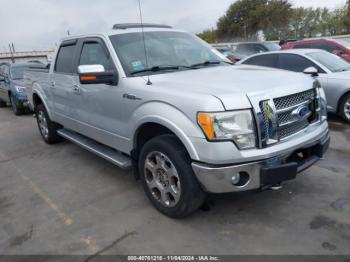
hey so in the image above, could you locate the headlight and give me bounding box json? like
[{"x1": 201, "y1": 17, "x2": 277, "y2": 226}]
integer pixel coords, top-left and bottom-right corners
[
  {"x1": 197, "y1": 110, "x2": 256, "y2": 149},
  {"x1": 314, "y1": 80, "x2": 327, "y2": 121},
  {"x1": 15, "y1": 85, "x2": 26, "y2": 93}
]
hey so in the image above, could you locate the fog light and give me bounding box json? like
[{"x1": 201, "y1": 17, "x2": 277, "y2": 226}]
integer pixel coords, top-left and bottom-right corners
[{"x1": 231, "y1": 173, "x2": 241, "y2": 185}]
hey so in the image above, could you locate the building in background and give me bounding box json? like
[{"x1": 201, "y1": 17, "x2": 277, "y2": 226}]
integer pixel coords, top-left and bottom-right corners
[{"x1": 0, "y1": 49, "x2": 55, "y2": 64}]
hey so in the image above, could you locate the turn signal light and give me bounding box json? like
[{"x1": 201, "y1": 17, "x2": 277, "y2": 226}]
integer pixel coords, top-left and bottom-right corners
[
  {"x1": 80, "y1": 75, "x2": 97, "y2": 81},
  {"x1": 197, "y1": 113, "x2": 215, "y2": 140}
]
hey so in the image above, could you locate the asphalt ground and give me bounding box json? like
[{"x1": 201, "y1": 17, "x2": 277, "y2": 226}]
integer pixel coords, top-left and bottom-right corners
[{"x1": 0, "y1": 107, "x2": 349, "y2": 255}]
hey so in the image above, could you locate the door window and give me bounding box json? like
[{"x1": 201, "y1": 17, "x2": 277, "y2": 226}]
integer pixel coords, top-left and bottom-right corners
[
  {"x1": 79, "y1": 42, "x2": 111, "y2": 70},
  {"x1": 243, "y1": 54, "x2": 278, "y2": 68},
  {"x1": 278, "y1": 54, "x2": 317, "y2": 72},
  {"x1": 55, "y1": 43, "x2": 77, "y2": 74}
]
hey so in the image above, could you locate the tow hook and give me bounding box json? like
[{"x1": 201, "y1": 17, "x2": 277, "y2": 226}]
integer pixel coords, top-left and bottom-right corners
[
  {"x1": 270, "y1": 183, "x2": 283, "y2": 191},
  {"x1": 261, "y1": 183, "x2": 283, "y2": 192}
]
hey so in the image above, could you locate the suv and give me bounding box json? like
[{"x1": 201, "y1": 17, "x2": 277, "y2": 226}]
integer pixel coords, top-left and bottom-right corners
[
  {"x1": 0, "y1": 62, "x2": 45, "y2": 115},
  {"x1": 282, "y1": 38, "x2": 350, "y2": 62},
  {"x1": 235, "y1": 42, "x2": 281, "y2": 58},
  {"x1": 25, "y1": 24, "x2": 329, "y2": 218}
]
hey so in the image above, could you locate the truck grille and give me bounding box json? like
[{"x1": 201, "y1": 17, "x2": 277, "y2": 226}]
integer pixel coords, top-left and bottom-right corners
[
  {"x1": 259, "y1": 88, "x2": 318, "y2": 145},
  {"x1": 274, "y1": 89, "x2": 316, "y2": 111}
]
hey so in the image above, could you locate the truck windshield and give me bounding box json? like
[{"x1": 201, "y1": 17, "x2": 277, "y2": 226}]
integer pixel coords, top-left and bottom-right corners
[
  {"x1": 307, "y1": 51, "x2": 350, "y2": 73},
  {"x1": 109, "y1": 31, "x2": 224, "y2": 76}
]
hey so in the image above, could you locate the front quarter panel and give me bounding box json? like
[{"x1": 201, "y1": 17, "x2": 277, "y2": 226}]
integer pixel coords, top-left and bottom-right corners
[{"x1": 130, "y1": 102, "x2": 211, "y2": 161}]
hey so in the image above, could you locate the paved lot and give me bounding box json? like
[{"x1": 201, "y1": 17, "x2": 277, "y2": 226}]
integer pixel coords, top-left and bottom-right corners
[{"x1": 0, "y1": 107, "x2": 349, "y2": 255}]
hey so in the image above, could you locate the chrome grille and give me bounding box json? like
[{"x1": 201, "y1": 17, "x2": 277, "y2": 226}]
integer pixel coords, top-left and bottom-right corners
[
  {"x1": 258, "y1": 88, "x2": 318, "y2": 145},
  {"x1": 274, "y1": 89, "x2": 316, "y2": 111},
  {"x1": 279, "y1": 119, "x2": 309, "y2": 139}
]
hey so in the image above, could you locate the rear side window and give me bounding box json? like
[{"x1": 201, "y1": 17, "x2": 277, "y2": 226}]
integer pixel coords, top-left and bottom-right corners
[
  {"x1": 55, "y1": 43, "x2": 77, "y2": 74},
  {"x1": 243, "y1": 54, "x2": 278, "y2": 68},
  {"x1": 278, "y1": 54, "x2": 315, "y2": 72},
  {"x1": 79, "y1": 42, "x2": 111, "y2": 70},
  {"x1": 314, "y1": 43, "x2": 339, "y2": 53}
]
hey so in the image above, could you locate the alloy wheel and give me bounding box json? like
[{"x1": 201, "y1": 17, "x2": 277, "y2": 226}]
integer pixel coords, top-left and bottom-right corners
[
  {"x1": 37, "y1": 111, "x2": 49, "y2": 139},
  {"x1": 144, "y1": 151, "x2": 181, "y2": 207},
  {"x1": 344, "y1": 98, "x2": 350, "y2": 121}
]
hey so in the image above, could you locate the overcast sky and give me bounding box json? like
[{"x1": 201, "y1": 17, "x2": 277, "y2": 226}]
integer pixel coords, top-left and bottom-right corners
[{"x1": 0, "y1": 0, "x2": 347, "y2": 52}]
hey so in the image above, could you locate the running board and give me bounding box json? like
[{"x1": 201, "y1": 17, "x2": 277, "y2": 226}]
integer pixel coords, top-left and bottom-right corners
[{"x1": 57, "y1": 129, "x2": 132, "y2": 169}]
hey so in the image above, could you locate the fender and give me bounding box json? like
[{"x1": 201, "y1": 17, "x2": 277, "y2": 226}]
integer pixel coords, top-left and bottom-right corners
[
  {"x1": 32, "y1": 86, "x2": 53, "y2": 119},
  {"x1": 130, "y1": 102, "x2": 206, "y2": 161}
]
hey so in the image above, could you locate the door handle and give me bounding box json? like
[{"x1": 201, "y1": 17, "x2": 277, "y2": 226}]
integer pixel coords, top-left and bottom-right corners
[{"x1": 73, "y1": 84, "x2": 81, "y2": 94}]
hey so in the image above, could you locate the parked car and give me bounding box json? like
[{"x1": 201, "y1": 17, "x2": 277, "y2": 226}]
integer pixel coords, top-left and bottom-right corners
[
  {"x1": 282, "y1": 38, "x2": 350, "y2": 62},
  {"x1": 213, "y1": 46, "x2": 245, "y2": 63},
  {"x1": 25, "y1": 24, "x2": 329, "y2": 218},
  {"x1": 0, "y1": 62, "x2": 46, "y2": 115},
  {"x1": 235, "y1": 42, "x2": 281, "y2": 58},
  {"x1": 238, "y1": 49, "x2": 350, "y2": 123}
]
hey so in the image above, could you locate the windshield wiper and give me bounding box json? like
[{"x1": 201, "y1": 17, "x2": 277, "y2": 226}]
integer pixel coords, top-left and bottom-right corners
[
  {"x1": 190, "y1": 60, "x2": 221, "y2": 68},
  {"x1": 131, "y1": 66, "x2": 180, "y2": 75}
]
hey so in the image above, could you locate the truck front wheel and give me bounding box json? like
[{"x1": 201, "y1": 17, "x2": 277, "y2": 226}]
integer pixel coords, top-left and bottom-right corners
[
  {"x1": 139, "y1": 134, "x2": 206, "y2": 218},
  {"x1": 36, "y1": 104, "x2": 62, "y2": 144}
]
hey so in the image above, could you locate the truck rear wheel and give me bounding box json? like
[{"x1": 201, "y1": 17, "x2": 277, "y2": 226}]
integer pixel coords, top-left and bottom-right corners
[
  {"x1": 139, "y1": 134, "x2": 206, "y2": 218},
  {"x1": 36, "y1": 104, "x2": 62, "y2": 144}
]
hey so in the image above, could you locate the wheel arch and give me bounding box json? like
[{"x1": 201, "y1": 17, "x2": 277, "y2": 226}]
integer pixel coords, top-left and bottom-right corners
[
  {"x1": 32, "y1": 91, "x2": 53, "y2": 119},
  {"x1": 337, "y1": 89, "x2": 350, "y2": 113},
  {"x1": 132, "y1": 120, "x2": 200, "y2": 162}
]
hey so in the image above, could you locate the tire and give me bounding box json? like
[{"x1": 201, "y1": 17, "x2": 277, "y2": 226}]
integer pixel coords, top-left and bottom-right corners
[
  {"x1": 138, "y1": 134, "x2": 206, "y2": 218},
  {"x1": 0, "y1": 100, "x2": 6, "y2": 108},
  {"x1": 339, "y1": 93, "x2": 350, "y2": 123},
  {"x1": 35, "y1": 104, "x2": 62, "y2": 144},
  {"x1": 10, "y1": 95, "x2": 24, "y2": 115}
]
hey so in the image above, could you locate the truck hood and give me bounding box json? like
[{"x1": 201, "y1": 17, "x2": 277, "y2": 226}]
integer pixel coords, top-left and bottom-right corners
[{"x1": 148, "y1": 65, "x2": 315, "y2": 110}]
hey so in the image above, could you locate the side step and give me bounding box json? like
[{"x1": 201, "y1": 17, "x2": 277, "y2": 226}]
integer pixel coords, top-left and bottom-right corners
[{"x1": 57, "y1": 129, "x2": 132, "y2": 169}]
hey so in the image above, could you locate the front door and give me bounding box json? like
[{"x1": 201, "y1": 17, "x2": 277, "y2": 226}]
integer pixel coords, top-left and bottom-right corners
[{"x1": 72, "y1": 37, "x2": 127, "y2": 150}]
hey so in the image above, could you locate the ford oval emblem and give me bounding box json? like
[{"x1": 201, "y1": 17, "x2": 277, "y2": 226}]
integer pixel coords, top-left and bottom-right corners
[{"x1": 292, "y1": 105, "x2": 311, "y2": 120}]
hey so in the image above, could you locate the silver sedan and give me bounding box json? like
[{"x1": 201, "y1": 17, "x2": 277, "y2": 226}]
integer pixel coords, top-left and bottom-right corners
[{"x1": 238, "y1": 49, "x2": 350, "y2": 123}]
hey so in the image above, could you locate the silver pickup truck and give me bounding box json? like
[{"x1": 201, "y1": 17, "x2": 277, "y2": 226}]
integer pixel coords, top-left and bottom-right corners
[{"x1": 25, "y1": 24, "x2": 330, "y2": 218}]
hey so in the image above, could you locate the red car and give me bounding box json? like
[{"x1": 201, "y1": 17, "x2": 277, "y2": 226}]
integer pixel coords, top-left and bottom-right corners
[{"x1": 282, "y1": 38, "x2": 350, "y2": 62}]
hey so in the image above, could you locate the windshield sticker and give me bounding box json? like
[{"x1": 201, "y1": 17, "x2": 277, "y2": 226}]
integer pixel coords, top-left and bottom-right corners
[{"x1": 131, "y1": 61, "x2": 145, "y2": 72}]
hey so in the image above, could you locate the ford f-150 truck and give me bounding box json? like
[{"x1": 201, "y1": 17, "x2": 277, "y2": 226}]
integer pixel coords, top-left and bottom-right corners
[{"x1": 25, "y1": 24, "x2": 330, "y2": 218}]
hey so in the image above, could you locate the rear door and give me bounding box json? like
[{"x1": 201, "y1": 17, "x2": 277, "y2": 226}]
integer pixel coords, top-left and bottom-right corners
[{"x1": 51, "y1": 40, "x2": 81, "y2": 130}]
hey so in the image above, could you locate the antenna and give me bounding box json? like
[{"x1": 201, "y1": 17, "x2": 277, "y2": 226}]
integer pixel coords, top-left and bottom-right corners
[{"x1": 138, "y1": 0, "x2": 152, "y2": 85}]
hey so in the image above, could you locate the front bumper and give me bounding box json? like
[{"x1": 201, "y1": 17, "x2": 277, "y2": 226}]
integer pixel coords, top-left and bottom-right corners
[{"x1": 191, "y1": 131, "x2": 330, "y2": 193}]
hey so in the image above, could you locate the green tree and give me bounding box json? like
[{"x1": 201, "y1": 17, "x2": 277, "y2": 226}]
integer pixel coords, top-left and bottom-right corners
[
  {"x1": 197, "y1": 29, "x2": 217, "y2": 43},
  {"x1": 216, "y1": 0, "x2": 292, "y2": 41}
]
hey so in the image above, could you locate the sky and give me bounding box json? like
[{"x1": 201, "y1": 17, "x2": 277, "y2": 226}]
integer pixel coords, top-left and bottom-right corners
[{"x1": 0, "y1": 0, "x2": 347, "y2": 51}]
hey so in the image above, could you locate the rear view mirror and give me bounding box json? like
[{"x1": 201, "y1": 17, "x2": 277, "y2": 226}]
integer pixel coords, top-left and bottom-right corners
[
  {"x1": 303, "y1": 67, "x2": 318, "y2": 77},
  {"x1": 0, "y1": 76, "x2": 4, "y2": 82},
  {"x1": 78, "y1": 64, "x2": 118, "y2": 85}
]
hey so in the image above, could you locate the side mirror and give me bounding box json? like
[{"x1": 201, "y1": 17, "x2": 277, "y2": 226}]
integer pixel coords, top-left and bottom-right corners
[
  {"x1": 78, "y1": 64, "x2": 118, "y2": 86},
  {"x1": 303, "y1": 67, "x2": 318, "y2": 77},
  {"x1": 0, "y1": 76, "x2": 4, "y2": 82}
]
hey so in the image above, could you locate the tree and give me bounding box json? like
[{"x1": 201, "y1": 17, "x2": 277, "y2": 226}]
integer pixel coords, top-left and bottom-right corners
[
  {"x1": 197, "y1": 29, "x2": 217, "y2": 43},
  {"x1": 216, "y1": 0, "x2": 292, "y2": 41}
]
